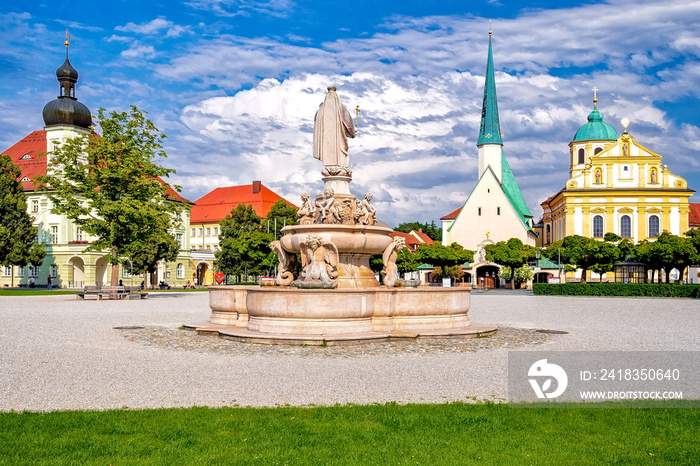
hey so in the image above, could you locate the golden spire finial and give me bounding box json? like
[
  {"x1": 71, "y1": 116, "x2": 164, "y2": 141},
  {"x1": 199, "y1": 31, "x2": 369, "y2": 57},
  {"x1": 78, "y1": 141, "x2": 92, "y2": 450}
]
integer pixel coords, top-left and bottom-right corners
[
  {"x1": 65, "y1": 29, "x2": 71, "y2": 48},
  {"x1": 592, "y1": 86, "x2": 598, "y2": 105},
  {"x1": 489, "y1": 19, "x2": 492, "y2": 35},
  {"x1": 355, "y1": 105, "x2": 360, "y2": 129}
]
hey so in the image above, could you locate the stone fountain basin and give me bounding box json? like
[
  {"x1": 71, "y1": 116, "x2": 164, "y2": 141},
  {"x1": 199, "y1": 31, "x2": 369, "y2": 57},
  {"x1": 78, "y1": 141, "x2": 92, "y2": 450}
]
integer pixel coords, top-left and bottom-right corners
[
  {"x1": 208, "y1": 285, "x2": 479, "y2": 337},
  {"x1": 279, "y1": 224, "x2": 394, "y2": 255}
]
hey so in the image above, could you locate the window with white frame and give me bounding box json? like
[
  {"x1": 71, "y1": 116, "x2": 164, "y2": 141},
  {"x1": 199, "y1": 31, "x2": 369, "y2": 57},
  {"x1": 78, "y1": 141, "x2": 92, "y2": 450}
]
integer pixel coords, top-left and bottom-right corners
[
  {"x1": 213, "y1": 245, "x2": 218, "y2": 252},
  {"x1": 648, "y1": 215, "x2": 660, "y2": 238},
  {"x1": 191, "y1": 228, "x2": 196, "y2": 237},
  {"x1": 177, "y1": 263, "x2": 184, "y2": 279},
  {"x1": 32, "y1": 200, "x2": 39, "y2": 213},
  {"x1": 176, "y1": 233, "x2": 183, "y2": 248},
  {"x1": 18, "y1": 266, "x2": 25, "y2": 277},
  {"x1": 50, "y1": 265, "x2": 57, "y2": 277},
  {"x1": 76, "y1": 228, "x2": 83, "y2": 242},
  {"x1": 205, "y1": 227, "x2": 210, "y2": 236},
  {"x1": 620, "y1": 215, "x2": 632, "y2": 239},
  {"x1": 28, "y1": 265, "x2": 38, "y2": 277},
  {"x1": 213, "y1": 227, "x2": 218, "y2": 235},
  {"x1": 198, "y1": 228, "x2": 203, "y2": 236},
  {"x1": 3, "y1": 266, "x2": 11, "y2": 276},
  {"x1": 50, "y1": 225, "x2": 58, "y2": 244},
  {"x1": 592, "y1": 215, "x2": 604, "y2": 238}
]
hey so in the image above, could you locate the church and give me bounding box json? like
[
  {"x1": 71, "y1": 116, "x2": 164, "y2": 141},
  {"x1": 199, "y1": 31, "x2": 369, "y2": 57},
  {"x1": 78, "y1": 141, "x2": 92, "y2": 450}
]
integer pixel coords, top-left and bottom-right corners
[
  {"x1": 440, "y1": 32, "x2": 537, "y2": 287},
  {"x1": 537, "y1": 92, "x2": 694, "y2": 247},
  {"x1": 1, "y1": 41, "x2": 194, "y2": 288}
]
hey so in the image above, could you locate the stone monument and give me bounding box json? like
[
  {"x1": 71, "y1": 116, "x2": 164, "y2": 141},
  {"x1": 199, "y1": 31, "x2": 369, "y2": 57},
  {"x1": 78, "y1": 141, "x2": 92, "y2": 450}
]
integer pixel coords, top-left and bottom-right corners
[{"x1": 196, "y1": 86, "x2": 497, "y2": 344}]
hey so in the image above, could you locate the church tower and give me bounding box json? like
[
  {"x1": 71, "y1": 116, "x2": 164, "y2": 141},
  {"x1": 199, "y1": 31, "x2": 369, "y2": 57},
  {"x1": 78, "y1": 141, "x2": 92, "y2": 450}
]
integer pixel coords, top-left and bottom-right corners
[
  {"x1": 41, "y1": 36, "x2": 92, "y2": 167},
  {"x1": 477, "y1": 30, "x2": 503, "y2": 182}
]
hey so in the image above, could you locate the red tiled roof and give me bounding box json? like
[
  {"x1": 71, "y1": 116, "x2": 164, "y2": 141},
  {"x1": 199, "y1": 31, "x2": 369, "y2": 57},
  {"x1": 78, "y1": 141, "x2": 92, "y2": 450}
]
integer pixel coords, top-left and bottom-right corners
[
  {"x1": 412, "y1": 229, "x2": 434, "y2": 245},
  {"x1": 690, "y1": 203, "x2": 700, "y2": 228},
  {"x1": 440, "y1": 207, "x2": 462, "y2": 221},
  {"x1": 2, "y1": 130, "x2": 192, "y2": 204},
  {"x1": 390, "y1": 230, "x2": 434, "y2": 251},
  {"x1": 1, "y1": 130, "x2": 48, "y2": 192},
  {"x1": 191, "y1": 183, "x2": 296, "y2": 224}
]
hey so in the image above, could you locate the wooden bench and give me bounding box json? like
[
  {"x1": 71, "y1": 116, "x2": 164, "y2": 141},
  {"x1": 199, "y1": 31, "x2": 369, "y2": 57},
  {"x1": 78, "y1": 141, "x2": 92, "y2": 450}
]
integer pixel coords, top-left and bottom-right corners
[
  {"x1": 77, "y1": 285, "x2": 101, "y2": 300},
  {"x1": 124, "y1": 285, "x2": 149, "y2": 300},
  {"x1": 77, "y1": 285, "x2": 149, "y2": 300}
]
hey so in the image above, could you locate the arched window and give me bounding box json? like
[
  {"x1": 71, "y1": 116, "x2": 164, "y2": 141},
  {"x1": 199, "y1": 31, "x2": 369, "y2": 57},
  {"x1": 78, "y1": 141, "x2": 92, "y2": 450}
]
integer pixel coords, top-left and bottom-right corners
[
  {"x1": 577, "y1": 148, "x2": 585, "y2": 164},
  {"x1": 593, "y1": 215, "x2": 604, "y2": 238},
  {"x1": 648, "y1": 215, "x2": 660, "y2": 238},
  {"x1": 620, "y1": 215, "x2": 632, "y2": 239},
  {"x1": 594, "y1": 147, "x2": 603, "y2": 155},
  {"x1": 546, "y1": 224, "x2": 551, "y2": 244}
]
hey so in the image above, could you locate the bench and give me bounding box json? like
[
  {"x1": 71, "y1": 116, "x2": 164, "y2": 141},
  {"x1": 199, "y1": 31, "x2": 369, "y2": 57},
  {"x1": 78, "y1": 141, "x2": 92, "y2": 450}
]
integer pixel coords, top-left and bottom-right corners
[
  {"x1": 77, "y1": 285, "x2": 101, "y2": 300},
  {"x1": 76, "y1": 285, "x2": 148, "y2": 300}
]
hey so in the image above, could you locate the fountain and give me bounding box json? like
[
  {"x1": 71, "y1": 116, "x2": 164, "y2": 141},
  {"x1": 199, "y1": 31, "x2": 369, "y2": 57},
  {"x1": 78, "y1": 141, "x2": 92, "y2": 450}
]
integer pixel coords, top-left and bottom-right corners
[{"x1": 194, "y1": 87, "x2": 497, "y2": 344}]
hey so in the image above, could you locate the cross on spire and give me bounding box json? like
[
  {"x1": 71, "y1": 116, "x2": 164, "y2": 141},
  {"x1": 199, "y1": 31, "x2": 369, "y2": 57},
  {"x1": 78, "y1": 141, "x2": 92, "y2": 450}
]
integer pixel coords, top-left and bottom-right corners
[{"x1": 592, "y1": 86, "x2": 599, "y2": 104}]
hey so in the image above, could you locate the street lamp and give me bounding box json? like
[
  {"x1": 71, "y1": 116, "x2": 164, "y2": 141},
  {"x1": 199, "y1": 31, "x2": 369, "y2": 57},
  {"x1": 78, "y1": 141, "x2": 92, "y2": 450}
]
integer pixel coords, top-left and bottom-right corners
[{"x1": 535, "y1": 250, "x2": 541, "y2": 283}]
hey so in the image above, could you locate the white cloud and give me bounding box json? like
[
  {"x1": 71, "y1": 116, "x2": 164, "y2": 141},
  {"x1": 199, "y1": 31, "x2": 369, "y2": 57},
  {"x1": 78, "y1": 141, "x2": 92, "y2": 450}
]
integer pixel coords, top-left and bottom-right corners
[
  {"x1": 184, "y1": 0, "x2": 295, "y2": 18},
  {"x1": 116, "y1": 17, "x2": 192, "y2": 37},
  {"x1": 121, "y1": 44, "x2": 157, "y2": 59}
]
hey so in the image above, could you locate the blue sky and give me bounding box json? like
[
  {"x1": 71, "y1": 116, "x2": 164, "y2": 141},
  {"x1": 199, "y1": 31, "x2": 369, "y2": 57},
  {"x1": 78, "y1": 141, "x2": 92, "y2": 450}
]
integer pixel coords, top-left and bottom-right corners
[{"x1": 2, "y1": 0, "x2": 699, "y2": 227}]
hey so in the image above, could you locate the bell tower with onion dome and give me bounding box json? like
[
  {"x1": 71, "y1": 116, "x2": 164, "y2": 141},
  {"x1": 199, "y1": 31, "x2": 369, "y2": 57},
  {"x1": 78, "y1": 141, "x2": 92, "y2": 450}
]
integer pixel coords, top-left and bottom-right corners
[{"x1": 42, "y1": 33, "x2": 92, "y2": 168}]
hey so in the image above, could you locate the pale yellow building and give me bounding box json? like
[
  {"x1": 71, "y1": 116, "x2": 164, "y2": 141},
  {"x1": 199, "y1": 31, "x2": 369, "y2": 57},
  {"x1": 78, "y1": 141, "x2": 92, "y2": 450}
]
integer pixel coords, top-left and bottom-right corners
[{"x1": 539, "y1": 96, "x2": 693, "y2": 247}]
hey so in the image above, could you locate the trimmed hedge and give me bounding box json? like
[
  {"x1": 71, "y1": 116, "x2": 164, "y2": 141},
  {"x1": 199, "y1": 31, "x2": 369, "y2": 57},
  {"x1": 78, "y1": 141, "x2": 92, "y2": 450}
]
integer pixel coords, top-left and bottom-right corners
[{"x1": 533, "y1": 283, "x2": 700, "y2": 298}]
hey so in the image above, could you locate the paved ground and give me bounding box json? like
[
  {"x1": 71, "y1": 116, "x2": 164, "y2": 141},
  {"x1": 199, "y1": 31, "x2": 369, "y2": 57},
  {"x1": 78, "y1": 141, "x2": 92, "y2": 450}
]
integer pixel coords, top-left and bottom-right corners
[{"x1": 1, "y1": 290, "x2": 697, "y2": 412}]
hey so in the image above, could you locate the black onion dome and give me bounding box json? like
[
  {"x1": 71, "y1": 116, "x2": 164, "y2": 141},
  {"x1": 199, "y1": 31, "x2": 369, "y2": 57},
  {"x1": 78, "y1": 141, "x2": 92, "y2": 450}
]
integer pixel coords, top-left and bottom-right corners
[
  {"x1": 42, "y1": 98, "x2": 92, "y2": 129},
  {"x1": 42, "y1": 51, "x2": 92, "y2": 129},
  {"x1": 56, "y1": 57, "x2": 78, "y2": 83}
]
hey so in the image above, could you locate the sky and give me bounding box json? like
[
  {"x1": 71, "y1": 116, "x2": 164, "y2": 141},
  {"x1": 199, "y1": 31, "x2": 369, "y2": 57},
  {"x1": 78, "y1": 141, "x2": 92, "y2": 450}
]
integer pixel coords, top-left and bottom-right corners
[{"x1": 2, "y1": 0, "x2": 700, "y2": 227}]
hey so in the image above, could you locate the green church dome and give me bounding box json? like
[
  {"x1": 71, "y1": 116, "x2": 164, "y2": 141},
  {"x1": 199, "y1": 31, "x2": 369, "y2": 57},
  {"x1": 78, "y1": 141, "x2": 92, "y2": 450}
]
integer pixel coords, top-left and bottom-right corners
[{"x1": 572, "y1": 106, "x2": 618, "y2": 142}]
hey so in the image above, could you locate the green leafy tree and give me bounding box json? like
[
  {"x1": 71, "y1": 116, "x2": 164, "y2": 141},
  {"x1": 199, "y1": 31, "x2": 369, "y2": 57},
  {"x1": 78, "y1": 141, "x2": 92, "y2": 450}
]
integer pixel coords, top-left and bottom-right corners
[
  {"x1": 485, "y1": 238, "x2": 536, "y2": 288},
  {"x1": 513, "y1": 264, "x2": 534, "y2": 284},
  {"x1": 543, "y1": 235, "x2": 601, "y2": 284},
  {"x1": 588, "y1": 234, "x2": 627, "y2": 282},
  {"x1": 264, "y1": 200, "x2": 297, "y2": 238},
  {"x1": 123, "y1": 220, "x2": 180, "y2": 278},
  {"x1": 415, "y1": 242, "x2": 473, "y2": 269},
  {"x1": 35, "y1": 106, "x2": 187, "y2": 286},
  {"x1": 0, "y1": 155, "x2": 45, "y2": 285},
  {"x1": 652, "y1": 232, "x2": 699, "y2": 283},
  {"x1": 396, "y1": 248, "x2": 420, "y2": 273},
  {"x1": 216, "y1": 204, "x2": 275, "y2": 279},
  {"x1": 394, "y1": 221, "x2": 442, "y2": 241},
  {"x1": 635, "y1": 240, "x2": 665, "y2": 283}
]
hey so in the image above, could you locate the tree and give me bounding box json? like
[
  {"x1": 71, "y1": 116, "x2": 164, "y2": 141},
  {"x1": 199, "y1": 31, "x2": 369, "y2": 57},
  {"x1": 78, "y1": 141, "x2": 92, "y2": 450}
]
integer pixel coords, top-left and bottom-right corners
[
  {"x1": 543, "y1": 235, "x2": 600, "y2": 284},
  {"x1": 588, "y1": 233, "x2": 627, "y2": 282},
  {"x1": 35, "y1": 106, "x2": 187, "y2": 286},
  {"x1": 415, "y1": 242, "x2": 473, "y2": 269},
  {"x1": 485, "y1": 238, "x2": 536, "y2": 289},
  {"x1": 394, "y1": 221, "x2": 442, "y2": 241},
  {"x1": 264, "y1": 200, "x2": 297, "y2": 238},
  {"x1": 0, "y1": 155, "x2": 45, "y2": 285},
  {"x1": 216, "y1": 204, "x2": 275, "y2": 279},
  {"x1": 652, "y1": 232, "x2": 699, "y2": 283},
  {"x1": 396, "y1": 248, "x2": 420, "y2": 273}
]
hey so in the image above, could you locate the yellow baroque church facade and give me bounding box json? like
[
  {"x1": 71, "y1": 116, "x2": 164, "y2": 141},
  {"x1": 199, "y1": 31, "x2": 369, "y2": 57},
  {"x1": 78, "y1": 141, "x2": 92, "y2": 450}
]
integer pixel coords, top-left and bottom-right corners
[{"x1": 538, "y1": 96, "x2": 693, "y2": 246}]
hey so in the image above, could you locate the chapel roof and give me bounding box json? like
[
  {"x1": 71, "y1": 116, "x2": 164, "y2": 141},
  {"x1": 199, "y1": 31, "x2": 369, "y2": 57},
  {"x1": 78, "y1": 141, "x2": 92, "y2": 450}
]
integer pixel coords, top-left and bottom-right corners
[
  {"x1": 572, "y1": 104, "x2": 618, "y2": 143},
  {"x1": 191, "y1": 182, "x2": 296, "y2": 224},
  {"x1": 477, "y1": 32, "x2": 503, "y2": 146}
]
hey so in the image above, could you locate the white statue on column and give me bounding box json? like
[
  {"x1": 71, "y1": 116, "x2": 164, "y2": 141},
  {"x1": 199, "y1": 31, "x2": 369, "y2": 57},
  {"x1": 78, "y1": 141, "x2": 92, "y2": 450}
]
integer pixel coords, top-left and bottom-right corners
[{"x1": 313, "y1": 86, "x2": 356, "y2": 178}]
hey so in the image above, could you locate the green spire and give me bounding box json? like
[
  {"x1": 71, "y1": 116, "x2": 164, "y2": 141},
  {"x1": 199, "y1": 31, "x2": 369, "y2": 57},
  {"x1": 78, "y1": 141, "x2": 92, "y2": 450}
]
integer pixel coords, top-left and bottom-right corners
[{"x1": 477, "y1": 33, "x2": 503, "y2": 146}]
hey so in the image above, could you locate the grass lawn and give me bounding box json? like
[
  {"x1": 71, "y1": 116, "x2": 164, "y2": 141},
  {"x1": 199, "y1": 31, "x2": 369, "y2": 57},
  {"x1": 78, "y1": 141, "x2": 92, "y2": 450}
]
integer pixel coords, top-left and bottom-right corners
[{"x1": 1, "y1": 402, "x2": 698, "y2": 464}]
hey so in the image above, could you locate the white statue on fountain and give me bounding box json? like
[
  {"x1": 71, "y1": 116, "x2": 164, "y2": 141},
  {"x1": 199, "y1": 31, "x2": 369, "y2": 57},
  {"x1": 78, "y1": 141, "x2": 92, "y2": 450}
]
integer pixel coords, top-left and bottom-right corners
[{"x1": 313, "y1": 86, "x2": 356, "y2": 190}]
